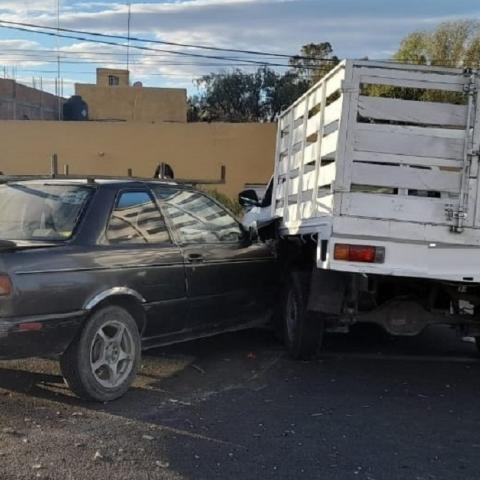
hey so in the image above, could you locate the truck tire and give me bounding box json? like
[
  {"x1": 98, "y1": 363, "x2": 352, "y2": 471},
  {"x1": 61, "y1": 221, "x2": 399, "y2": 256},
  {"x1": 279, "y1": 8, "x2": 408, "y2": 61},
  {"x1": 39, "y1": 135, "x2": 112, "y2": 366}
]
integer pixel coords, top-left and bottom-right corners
[
  {"x1": 60, "y1": 305, "x2": 141, "y2": 402},
  {"x1": 283, "y1": 272, "x2": 324, "y2": 359}
]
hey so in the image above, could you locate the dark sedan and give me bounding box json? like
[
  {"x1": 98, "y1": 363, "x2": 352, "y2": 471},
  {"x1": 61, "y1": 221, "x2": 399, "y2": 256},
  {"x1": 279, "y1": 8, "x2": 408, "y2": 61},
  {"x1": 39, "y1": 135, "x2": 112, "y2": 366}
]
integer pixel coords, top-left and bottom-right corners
[{"x1": 0, "y1": 178, "x2": 277, "y2": 401}]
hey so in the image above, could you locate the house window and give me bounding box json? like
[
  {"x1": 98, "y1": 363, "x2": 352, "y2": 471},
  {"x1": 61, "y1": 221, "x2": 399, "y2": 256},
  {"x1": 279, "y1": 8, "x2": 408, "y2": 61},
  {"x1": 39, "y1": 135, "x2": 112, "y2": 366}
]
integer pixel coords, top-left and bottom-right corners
[{"x1": 108, "y1": 75, "x2": 120, "y2": 86}]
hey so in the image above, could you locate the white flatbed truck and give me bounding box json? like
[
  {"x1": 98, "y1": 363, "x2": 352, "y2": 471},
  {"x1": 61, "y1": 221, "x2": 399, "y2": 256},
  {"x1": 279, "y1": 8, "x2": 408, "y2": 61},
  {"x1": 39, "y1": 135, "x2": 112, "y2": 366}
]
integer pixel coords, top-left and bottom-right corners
[{"x1": 240, "y1": 60, "x2": 480, "y2": 358}]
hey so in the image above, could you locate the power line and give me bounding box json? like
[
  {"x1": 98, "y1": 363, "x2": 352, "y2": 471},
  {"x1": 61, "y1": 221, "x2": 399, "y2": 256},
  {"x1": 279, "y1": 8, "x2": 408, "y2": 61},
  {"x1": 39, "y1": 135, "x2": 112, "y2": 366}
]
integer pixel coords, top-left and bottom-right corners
[
  {"x1": 0, "y1": 51, "x2": 295, "y2": 67},
  {"x1": 0, "y1": 47, "x2": 286, "y2": 60},
  {"x1": 0, "y1": 18, "x2": 338, "y2": 62},
  {"x1": 0, "y1": 22, "x2": 294, "y2": 67},
  {"x1": 0, "y1": 48, "x2": 290, "y2": 65},
  {"x1": 2, "y1": 59, "x2": 287, "y2": 67},
  {"x1": 0, "y1": 49, "x2": 289, "y2": 63}
]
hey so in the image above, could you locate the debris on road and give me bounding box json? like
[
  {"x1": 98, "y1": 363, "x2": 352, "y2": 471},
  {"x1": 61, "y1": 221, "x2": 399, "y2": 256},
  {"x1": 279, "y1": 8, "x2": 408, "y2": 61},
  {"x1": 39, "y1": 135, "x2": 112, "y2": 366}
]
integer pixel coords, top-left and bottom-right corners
[
  {"x1": 191, "y1": 364, "x2": 206, "y2": 374},
  {"x1": 93, "y1": 451, "x2": 104, "y2": 461}
]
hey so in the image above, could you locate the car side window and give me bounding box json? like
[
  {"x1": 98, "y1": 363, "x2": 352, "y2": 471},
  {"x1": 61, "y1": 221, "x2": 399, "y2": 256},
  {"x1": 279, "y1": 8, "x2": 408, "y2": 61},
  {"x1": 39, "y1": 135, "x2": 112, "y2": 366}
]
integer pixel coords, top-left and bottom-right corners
[
  {"x1": 106, "y1": 191, "x2": 171, "y2": 245},
  {"x1": 154, "y1": 188, "x2": 242, "y2": 244}
]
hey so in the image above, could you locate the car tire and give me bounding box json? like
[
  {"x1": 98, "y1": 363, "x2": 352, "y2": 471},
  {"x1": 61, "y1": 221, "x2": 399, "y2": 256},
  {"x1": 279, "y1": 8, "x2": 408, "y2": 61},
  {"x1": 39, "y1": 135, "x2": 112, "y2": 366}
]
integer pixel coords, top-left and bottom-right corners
[
  {"x1": 60, "y1": 305, "x2": 141, "y2": 402},
  {"x1": 283, "y1": 271, "x2": 324, "y2": 360}
]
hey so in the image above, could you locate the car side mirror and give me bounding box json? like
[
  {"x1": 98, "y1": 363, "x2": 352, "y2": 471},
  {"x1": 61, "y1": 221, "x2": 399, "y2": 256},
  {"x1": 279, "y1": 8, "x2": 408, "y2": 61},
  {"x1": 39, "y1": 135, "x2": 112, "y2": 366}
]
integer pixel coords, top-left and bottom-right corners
[{"x1": 238, "y1": 189, "x2": 260, "y2": 208}]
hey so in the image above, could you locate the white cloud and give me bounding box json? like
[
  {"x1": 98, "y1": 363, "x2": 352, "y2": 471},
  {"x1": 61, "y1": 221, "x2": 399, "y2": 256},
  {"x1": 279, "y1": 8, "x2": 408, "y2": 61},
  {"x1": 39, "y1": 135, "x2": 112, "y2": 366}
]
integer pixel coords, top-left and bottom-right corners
[{"x1": 0, "y1": 0, "x2": 479, "y2": 94}]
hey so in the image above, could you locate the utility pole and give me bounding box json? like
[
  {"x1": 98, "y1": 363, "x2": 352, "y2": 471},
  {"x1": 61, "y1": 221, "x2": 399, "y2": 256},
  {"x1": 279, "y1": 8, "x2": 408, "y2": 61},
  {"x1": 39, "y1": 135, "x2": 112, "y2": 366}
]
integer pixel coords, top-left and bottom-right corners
[
  {"x1": 126, "y1": 2, "x2": 132, "y2": 71},
  {"x1": 56, "y1": 0, "x2": 62, "y2": 120}
]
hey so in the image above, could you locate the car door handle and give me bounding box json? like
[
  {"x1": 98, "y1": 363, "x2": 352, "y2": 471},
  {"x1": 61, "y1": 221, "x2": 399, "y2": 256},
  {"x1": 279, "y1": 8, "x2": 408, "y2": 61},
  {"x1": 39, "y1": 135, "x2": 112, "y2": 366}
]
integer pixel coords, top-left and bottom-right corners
[{"x1": 187, "y1": 253, "x2": 204, "y2": 263}]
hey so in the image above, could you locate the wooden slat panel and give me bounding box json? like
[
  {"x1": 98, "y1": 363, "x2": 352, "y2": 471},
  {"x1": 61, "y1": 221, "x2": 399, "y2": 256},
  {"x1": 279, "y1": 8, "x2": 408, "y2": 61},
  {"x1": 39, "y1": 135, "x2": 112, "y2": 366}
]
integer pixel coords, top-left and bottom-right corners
[
  {"x1": 307, "y1": 112, "x2": 321, "y2": 138},
  {"x1": 340, "y1": 192, "x2": 452, "y2": 224},
  {"x1": 352, "y1": 60, "x2": 464, "y2": 75},
  {"x1": 289, "y1": 145, "x2": 315, "y2": 171},
  {"x1": 323, "y1": 121, "x2": 339, "y2": 137},
  {"x1": 320, "y1": 130, "x2": 338, "y2": 158},
  {"x1": 306, "y1": 100, "x2": 342, "y2": 139},
  {"x1": 307, "y1": 89, "x2": 322, "y2": 110},
  {"x1": 287, "y1": 204, "x2": 298, "y2": 220},
  {"x1": 279, "y1": 133, "x2": 289, "y2": 153},
  {"x1": 289, "y1": 177, "x2": 298, "y2": 196},
  {"x1": 316, "y1": 194, "x2": 334, "y2": 216},
  {"x1": 276, "y1": 180, "x2": 286, "y2": 199},
  {"x1": 358, "y1": 96, "x2": 467, "y2": 127},
  {"x1": 325, "y1": 70, "x2": 344, "y2": 98},
  {"x1": 289, "y1": 150, "x2": 302, "y2": 171},
  {"x1": 359, "y1": 73, "x2": 465, "y2": 93},
  {"x1": 292, "y1": 122, "x2": 306, "y2": 146},
  {"x1": 279, "y1": 112, "x2": 291, "y2": 131},
  {"x1": 306, "y1": 111, "x2": 321, "y2": 138},
  {"x1": 279, "y1": 130, "x2": 306, "y2": 154},
  {"x1": 303, "y1": 142, "x2": 317, "y2": 165},
  {"x1": 354, "y1": 123, "x2": 465, "y2": 160},
  {"x1": 302, "y1": 170, "x2": 316, "y2": 191},
  {"x1": 356, "y1": 65, "x2": 464, "y2": 85},
  {"x1": 351, "y1": 163, "x2": 461, "y2": 193},
  {"x1": 324, "y1": 97, "x2": 343, "y2": 125},
  {"x1": 289, "y1": 148, "x2": 301, "y2": 171},
  {"x1": 353, "y1": 151, "x2": 462, "y2": 169},
  {"x1": 318, "y1": 162, "x2": 336, "y2": 187},
  {"x1": 356, "y1": 66, "x2": 465, "y2": 92},
  {"x1": 293, "y1": 99, "x2": 307, "y2": 120},
  {"x1": 299, "y1": 200, "x2": 314, "y2": 219},
  {"x1": 277, "y1": 156, "x2": 287, "y2": 175}
]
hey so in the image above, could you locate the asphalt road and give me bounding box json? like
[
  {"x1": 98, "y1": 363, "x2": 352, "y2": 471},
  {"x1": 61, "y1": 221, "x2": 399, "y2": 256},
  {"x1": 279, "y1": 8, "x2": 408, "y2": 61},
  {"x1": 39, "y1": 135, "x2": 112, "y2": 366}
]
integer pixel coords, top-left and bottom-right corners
[{"x1": 1, "y1": 325, "x2": 480, "y2": 480}]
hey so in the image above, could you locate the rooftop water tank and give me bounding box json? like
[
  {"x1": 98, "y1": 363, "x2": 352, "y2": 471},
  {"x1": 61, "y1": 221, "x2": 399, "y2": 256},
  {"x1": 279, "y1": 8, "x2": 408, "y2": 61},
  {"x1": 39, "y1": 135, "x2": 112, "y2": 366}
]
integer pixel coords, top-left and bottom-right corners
[{"x1": 63, "y1": 95, "x2": 89, "y2": 121}]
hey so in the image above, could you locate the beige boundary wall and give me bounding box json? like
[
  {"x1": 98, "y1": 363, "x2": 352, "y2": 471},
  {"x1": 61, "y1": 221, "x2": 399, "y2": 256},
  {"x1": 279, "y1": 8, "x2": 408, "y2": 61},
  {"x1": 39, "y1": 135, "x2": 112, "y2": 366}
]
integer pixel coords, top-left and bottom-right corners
[{"x1": 0, "y1": 121, "x2": 276, "y2": 198}]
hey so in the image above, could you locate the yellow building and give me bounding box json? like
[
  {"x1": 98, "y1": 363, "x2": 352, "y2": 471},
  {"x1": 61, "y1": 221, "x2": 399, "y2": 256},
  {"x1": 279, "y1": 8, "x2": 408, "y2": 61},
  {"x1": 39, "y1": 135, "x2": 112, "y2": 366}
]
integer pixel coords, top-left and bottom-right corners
[{"x1": 75, "y1": 68, "x2": 187, "y2": 123}]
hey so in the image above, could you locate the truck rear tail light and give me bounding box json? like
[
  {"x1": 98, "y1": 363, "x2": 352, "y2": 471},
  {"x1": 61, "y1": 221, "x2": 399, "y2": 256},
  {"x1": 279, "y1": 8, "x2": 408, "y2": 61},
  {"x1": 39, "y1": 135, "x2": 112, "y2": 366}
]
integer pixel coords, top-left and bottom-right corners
[
  {"x1": 334, "y1": 244, "x2": 385, "y2": 264},
  {"x1": 0, "y1": 275, "x2": 12, "y2": 296}
]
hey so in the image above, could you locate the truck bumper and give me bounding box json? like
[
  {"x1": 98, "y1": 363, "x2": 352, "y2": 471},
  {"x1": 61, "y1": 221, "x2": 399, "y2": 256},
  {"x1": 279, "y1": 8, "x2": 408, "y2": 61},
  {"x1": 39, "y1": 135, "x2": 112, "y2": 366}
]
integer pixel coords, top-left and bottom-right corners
[
  {"x1": 0, "y1": 311, "x2": 86, "y2": 359},
  {"x1": 324, "y1": 236, "x2": 480, "y2": 283}
]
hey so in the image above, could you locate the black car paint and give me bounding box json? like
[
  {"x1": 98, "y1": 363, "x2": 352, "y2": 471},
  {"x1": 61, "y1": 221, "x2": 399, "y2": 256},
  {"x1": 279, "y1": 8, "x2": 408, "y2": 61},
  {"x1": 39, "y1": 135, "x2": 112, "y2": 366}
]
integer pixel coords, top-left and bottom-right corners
[{"x1": 0, "y1": 180, "x2": 277, "y2": 359}]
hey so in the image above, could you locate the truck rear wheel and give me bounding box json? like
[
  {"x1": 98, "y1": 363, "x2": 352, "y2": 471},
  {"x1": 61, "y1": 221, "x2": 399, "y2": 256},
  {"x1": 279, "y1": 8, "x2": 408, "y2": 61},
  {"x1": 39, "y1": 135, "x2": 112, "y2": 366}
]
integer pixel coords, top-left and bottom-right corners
[
  {"x1": 283, "y1": 272, "x2": 324, "y2": 359},
  {"x1": 60, "y1": 305, "x2": 141, "y2": 402}
]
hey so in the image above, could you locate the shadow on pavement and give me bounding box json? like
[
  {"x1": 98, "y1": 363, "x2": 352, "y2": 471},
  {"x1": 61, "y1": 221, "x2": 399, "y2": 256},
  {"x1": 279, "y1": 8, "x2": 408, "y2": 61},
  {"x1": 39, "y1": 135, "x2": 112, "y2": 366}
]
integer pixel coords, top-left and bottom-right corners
[{"x1": 1, "y1": 326, "x2": 480, "y2": 478}]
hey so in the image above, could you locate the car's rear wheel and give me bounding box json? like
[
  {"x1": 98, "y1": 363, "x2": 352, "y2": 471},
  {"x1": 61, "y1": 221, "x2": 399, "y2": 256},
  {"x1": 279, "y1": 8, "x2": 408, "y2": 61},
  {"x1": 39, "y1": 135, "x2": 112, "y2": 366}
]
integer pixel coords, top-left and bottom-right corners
[
  {"x1": 60, "y1": 305, "x2": 141, "y2": 402},
  {"x1": 283, "y1": 272, "x2": 324, "y2": 360}
]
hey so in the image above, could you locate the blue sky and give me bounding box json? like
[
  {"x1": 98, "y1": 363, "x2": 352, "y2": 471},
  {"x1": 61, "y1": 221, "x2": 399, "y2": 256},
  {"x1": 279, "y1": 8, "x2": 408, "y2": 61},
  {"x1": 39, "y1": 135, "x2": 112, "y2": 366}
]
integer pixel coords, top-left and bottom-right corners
[{"x1": 0, "y1": 0, "x2": 479, "y2": 96}]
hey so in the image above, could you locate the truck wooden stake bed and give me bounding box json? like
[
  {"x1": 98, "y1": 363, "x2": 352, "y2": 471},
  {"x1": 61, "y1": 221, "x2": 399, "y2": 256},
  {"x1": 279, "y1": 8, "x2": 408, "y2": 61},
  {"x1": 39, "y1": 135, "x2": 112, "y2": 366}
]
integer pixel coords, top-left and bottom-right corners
[{"x1": 240, "y1": 60, "x2": 480, "y2": 358}]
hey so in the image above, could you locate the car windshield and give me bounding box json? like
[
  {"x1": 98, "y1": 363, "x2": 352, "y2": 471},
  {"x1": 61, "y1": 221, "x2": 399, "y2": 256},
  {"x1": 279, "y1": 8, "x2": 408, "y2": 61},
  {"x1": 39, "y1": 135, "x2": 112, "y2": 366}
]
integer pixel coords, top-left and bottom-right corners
[{"x1": 0, "y1": 183, "x2": 92, "y2": 241}]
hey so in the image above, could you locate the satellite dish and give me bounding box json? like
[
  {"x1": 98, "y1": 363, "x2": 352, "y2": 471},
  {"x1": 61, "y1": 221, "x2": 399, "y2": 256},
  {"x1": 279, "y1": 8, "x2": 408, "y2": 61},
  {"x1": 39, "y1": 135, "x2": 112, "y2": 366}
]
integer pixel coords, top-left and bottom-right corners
[{"x1": 133, "y1": 81, "x2": 143, "y2": 87}]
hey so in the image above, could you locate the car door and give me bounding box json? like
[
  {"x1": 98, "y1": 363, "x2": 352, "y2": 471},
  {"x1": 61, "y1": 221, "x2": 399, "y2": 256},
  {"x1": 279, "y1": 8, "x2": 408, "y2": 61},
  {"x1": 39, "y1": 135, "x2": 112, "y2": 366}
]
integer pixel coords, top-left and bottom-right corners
[
  {"x1": 153, "y1": 187, "x2": 276, "y2": 332},
  {"x1": 102, "y1": 189, "x2": 188, "y2": 338}
]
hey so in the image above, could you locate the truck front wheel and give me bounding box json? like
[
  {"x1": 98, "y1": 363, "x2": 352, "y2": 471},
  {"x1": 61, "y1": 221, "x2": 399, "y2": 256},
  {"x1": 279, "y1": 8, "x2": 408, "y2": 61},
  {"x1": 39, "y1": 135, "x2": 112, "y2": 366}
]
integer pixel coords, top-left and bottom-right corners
[{"x1": 283, "y1": 272, "x2": 324, "y2": 359}]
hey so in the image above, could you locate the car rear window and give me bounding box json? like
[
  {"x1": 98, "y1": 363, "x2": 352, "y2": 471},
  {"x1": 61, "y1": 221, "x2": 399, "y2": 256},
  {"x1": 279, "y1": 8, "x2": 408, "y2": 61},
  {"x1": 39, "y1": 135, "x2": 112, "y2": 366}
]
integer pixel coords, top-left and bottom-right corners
[{"x1": 0, "y1": 183, "x2": 92, "y2": 241}]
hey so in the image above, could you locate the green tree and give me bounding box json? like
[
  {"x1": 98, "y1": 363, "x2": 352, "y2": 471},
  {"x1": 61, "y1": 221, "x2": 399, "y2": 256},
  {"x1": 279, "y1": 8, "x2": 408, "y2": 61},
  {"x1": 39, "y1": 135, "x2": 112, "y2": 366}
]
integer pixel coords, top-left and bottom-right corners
[
  {"x1": 366, "y1": 21, "x2": 480, "y2": 103},
  {"x1": 394, "y1": 20, "x2": 480, "y2": 68},
  {"x1": 289, "y1": 42, "x2": 339, "y2": 85},
  {"x1": 188, "y1": 67, "x2": 310, "y2": 122},
  {"x1": 188, "y1": 43, "x2": 339, "y2": 122},
  {"x1": 191, "y1": 67, "x2": 272, "y2": 122}
]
